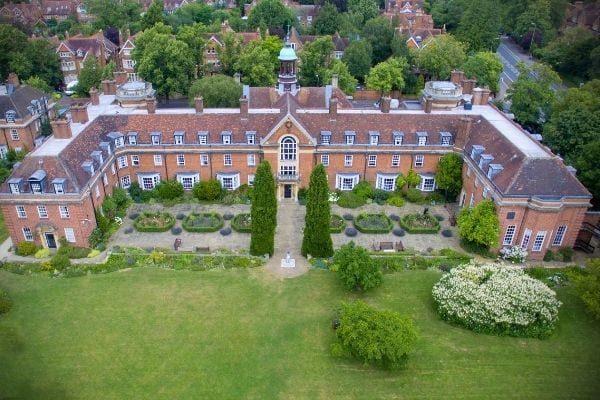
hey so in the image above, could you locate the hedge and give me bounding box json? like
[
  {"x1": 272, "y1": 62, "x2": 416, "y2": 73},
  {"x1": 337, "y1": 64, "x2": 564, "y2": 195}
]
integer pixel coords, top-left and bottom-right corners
[
  {"x1": 353, "y1": 213, "x2": 393, "y2": 234},
  {"x1": 399, "y1": 213, "x2": 440, "y2": 234},
  {"x1": 182, "y1": 212, "x2": 224, "y2": 232},
  {"x1": 231, "y1": 213, "x2": 252, "y2": 233},
  {"x1": 134, "y1": 212, "x2": 176, "y2": 232},
  {"x1": 330, "y1": 214, "x2": 346, "y2": 233}
]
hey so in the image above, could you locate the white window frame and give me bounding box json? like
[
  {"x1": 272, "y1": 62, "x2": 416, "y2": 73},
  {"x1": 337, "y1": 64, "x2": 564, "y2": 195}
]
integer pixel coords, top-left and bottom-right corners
[
  {"x1": 503, "y1": 225, "x2": 516, "y2": 245},
  {"x1": 418, "y1": 176, "x2": 435, "y2": 192},
  {"x1": 344, "y1": 154, "x2": 353, "y2": 167},
  {"x1": 16, "y1": 205, "x2": 26, "y2": 219},
  {"x1": 532, "y1": 231, "x2": 547, "y2": 252},
  {"x1": 23, "y1": 227, "x2": 33, "y2": 241},
  {"x1": 321, "y1": 134, "x2": 331, "y2": 145},
  {"x1": 417, "y1": 135, "x2": 427, "y2": 146},
  {"x1": 139, "y1": 174, "x2": 160, "y2": 190},
  {"x1": 247, "y1": 154, "x2": 255, "y2": 166},
  {"x1": 375, "y1": 174, "x2": 397, "y2": 191},
  {"x1": 552, "y1": 226, "x2": 567, "y2": 246},
  {"x1": 280, "y1": 137, "x2": 297, "y2": 161},
  {"x1": 64, "y1": 227, "x2": 76, "y2": 243},
  {"x1": 103, "y1": 173, "x2": 108, "y2": 186},
  {"x1": 391, "y1": 154, "x2": 400, "y2": 167},
  {"x1": 198, "y1": 134, "x2": 208, "y2": 144},
  {"x1": 59, "y1": 205, "x2": 70, "y2": 219},
  {"x1": 153, "y1": 154, "x2": 162, "y2": 166},
  {"x1": 131, "y1": 155, "x2": 140, "y2": 166},
  {"x1": 521, "y1": 228, "x2": 532, "y2": 250},
  {"x1": 414, "y1": 155, "x2": 424, "y2": 167},
  {"x1": 174, "y1": 134, "x2": 184, "y2": 145},
  {"x1": 54, "y1": 183, "x2": 64, "y2": 194},
  {"x1": 394, "y1": 135, "x2": 403, "y2": 146},
  {"x1": 95, "y1": 185, "x2": 100, "y2": 198},
  {"x1": 114, "y1": 137, "x2": 124, "y2": 148},
  {"x1": 151, "y1": 134, "x2": 161, "y2": 145},
  {"x1": 469, "y1": 193, "x2": 475, "y2": 207},
  {"x1": 321, "y1": 154, "x2": 329, "y2": 166},
  {"x1": 10, "y1": 129, "x2": 19, "y2": 141},
  {"x1": 37, "y1": 205, "x2": 48, "y2": 218},
  {"x1": 128, "y1": 135, "x2": 137, "y2": 145},
  {"x1": 176, "y1": 154, "x2": 185, "y2": 166},
  {"x1": 222, "y1": 135, "x2": 231, "y2": 145},
  {"x1": 345, "y1": 134, "x2": 354, "y2": 145},
  {"x1": 368, "y1": 155, "x2": 377, "y2": 167},
  {"x1": 177, "y1": 173, "x2": 199, "y2": 190},
  {"x1": 217, "y1": 173, "x2": 240, "y2": 191},
  {"x1": 200, "y1": 154, "x2": 209, "y2": 166},
  {"x1": 370, "y1": 135, "x2": 378, "y2": 145},
  {"x1": 120, "y1": 175, "x2": 131, "y2": 189},
  {"x1": 224, "y1": 154, "x2": 232, "y2": 166},
  {"x1": 117, "y1": 156, "x2": 128, "y2": 169},
  {"x1": 336, "y1": 174, "x2": 359, "y2": 191},
  {"x1": 247, "y1": 134, "x2": 255, "y2": 144},
  {"x1": 248, "y1": 174, "x2": 255, "y2": 186}
]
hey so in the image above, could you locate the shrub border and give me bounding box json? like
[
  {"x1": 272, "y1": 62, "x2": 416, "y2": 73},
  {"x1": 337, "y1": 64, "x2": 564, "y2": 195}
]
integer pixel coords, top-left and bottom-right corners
[
  {"x1": 231, "y1": 213, "x2": 252, "y2": 233},
  {"x1": 399, "y1": 213, "x2": 440, "y2": 234},
  {"x1": 133, "y1": 211, "x2": 176, "y2": 232},
  {"x1": 330, "y1": 214, "x2": 346, "y2": 233},
  {"x1": 353, "y1": 213, "x2": 393, "y2": 234},
  {"x1": 182, "y1": 212, "x2": 224, "y2": 233}
]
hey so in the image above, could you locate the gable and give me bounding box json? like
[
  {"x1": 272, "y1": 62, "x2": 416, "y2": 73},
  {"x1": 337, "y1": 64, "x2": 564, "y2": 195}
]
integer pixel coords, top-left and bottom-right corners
[
  {"x1": 261, "y1": 114, "x2": 316, "y2": 146},
  {"x1": 56, "y1": 42, "x2": 72, "y2": 53}
]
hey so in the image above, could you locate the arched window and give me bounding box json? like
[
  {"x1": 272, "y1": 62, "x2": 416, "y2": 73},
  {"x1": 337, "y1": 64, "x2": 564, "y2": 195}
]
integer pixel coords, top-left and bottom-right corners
[{"x1": 280, "y1": 136, "x2": 296, "y2": 161}]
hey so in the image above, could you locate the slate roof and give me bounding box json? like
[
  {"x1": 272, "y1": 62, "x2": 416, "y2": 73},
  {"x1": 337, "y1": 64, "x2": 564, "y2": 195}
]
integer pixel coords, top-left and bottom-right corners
[
  {"x1": 0, "y1": 85, "x2": 50, "y2": 120},
  {"x1": 59, "y1": 33, "x2": 118, "y2": 58}
]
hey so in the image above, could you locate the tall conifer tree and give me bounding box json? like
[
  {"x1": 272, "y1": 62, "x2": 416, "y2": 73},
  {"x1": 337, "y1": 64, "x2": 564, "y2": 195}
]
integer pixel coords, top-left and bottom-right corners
[
  {"x1": 250, "y1": 161, "x2": 277, "y2": 256},
  {"x1": 302, "y1": 164, "x2": 333, "y2": 257}
]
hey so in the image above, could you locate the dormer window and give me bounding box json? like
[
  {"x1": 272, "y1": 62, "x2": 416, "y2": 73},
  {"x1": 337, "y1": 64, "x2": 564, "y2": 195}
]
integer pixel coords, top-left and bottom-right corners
[
  {"x1": 114, "y1": 137, "x2": 124, "y2": 148},
  {"x1": 81, "y1": 161, "x2": 94, "y2": 175},
  {"x1": 91, "y1": 150, "x2": 103, "y2": 165},
  {"x1": 5, "y1": 110, "x2": 16, "y2": 123},
  {"x1": 198, "y1": 131, "x2": 208, "y2": 144},
  {"x1": 52, "y1": 178, "x2": 66, "y2": 194},
  {"x1": 479, "y1": 154, "x2": 494, "y2": 169},
  {"x1": 128, "y1": 132, "x2": 137, "y2": 145},
  {"x1": 8, "y1": 178, "x2": 22, "y2": 194},
  {"x1": 345, "y1": 131, "x2": 355, "y2": 145},
  {"x1": 151, "y1": 132, "x2": 161, "y2": 145},
  {"x1": 222, "y1": 131, "x2": 232, "y2": 144},
  {"x1": 28, "y1": 170, "x2": 46, "y2": 194},
  {"x1": 393, "y1": 131, "x2": 404, "y2": 145},
  {"x1": 246, "y1": 131, "x2": 256, "y2": 144},
  {"x1": 470, "y1": 145, "x2": 485, "y2": 160},
  {"x1": 99, "y1": 141, "x2": 111, "y2": 155},
  {"x1": 77, "y1": 49, "x2": 83, "y2": 57},
  {"x1": 416, "y1": 132, "x2": 428, "y2": 146},
  {"x1": 174, "y1": 131, "x2": 185, "y2": 144},
  {"x1": 487, "y1": 164, "x2": 503, "y2": 179},
  {"x1": 369, "y1": 131, "x2": 379, "y2": 145},
  {"x1": 321, "y1": 131, "x2": 331, "y2": 145},
  {"x1": 440, "y1": 132, "x2": 452, "y2": 145}
]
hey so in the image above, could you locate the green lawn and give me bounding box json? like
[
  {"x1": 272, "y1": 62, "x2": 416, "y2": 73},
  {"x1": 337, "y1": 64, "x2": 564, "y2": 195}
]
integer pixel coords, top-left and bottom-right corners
[
  {"x1": 0, "y1": 267, "x2": 599, "y2": 399},
  {"x1": 0, "y1": 211, "x2": 8, "y2": 244}
]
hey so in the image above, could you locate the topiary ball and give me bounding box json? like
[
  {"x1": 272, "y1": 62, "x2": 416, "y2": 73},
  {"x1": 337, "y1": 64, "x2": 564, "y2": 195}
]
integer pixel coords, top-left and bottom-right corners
[
  {"x1": 435, "y1": 214, "x2": 445, "y2": 221},
  {"x1": 345, "y1": 227, "x2": 358, "y2": 237},
  {"x1": 343, "y1": 213, "x2": 354, "y2": 221},
  {"x1": 128, "y1": 212, "x2": 139, "y2": 220},
  {"x1": 124, "y1": 227, "x2": 134, "y2": 234},
  {"x1": 441, "y1": 229, "x2": 453, "y2": 237},
  {"x1": 220, "y1": 227, "x2": 232, "y2": 236},
  {"x1": 171, "y1": 227, "x2": 182, "y2": 235},
  {"x1": 223, "y1": 213, "x2": 234, "y2": 221},
  {"x1": 176, "y1": 213, "x2": 185, "y2": 220},
  {"x1": 439, "y1": 264, "x2": 451, "y2": 273},
  {"x1": 389, "y1": 214, "x2": 400, "y2": 222},
  {"x1": 393, "y1": 228, "x2": 405, "y2": 237}
]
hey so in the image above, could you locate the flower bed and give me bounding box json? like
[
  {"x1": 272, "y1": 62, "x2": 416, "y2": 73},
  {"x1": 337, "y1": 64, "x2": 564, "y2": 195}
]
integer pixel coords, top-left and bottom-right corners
[
  {"x1": 330, "y1": 214, "x2": 346, "y2": 233},
  {"x1": 432, "y1": 263, "x2": 562, "y2": 338},
  {"x1": 399, "y1": 213, "x2": 440, "y2": 234},
  {"x1": 134, "y1": 212, "x2": 176, "y2": 232},
  {"x1": 231, "y1": 213, "x2": 252, "y2": 233},
  {"x1": 353, "y1": 213, "x2": 393, "y2": 234},
  {"x1": 182, "y1": 212, "x2": 224, "y2": 232}
]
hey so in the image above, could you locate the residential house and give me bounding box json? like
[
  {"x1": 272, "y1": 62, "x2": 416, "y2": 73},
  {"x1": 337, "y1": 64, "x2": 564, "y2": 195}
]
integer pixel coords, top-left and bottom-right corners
[
  {"x1": 0, "y1": 3, "x2": 45, "y2": 27},
  {"x1": 565, "y1": 1, "x2": 600, "y2": 35},
  {"x1": 41, "y1": 0, "x2": 75, "y2": 21},
  {"x1": 0, "y1": 46, "x2": 591, "y2": 260}
]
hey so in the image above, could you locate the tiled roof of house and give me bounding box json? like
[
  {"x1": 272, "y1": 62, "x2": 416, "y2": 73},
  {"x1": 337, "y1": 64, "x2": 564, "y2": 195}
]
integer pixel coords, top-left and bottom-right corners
[
  {"x1": 0, "y1": 3, "x2": 43, "y2": 25},
  {"x1": 0, "y1": 85, "x2": 51, "y2": 120},
  {"x1": 42, "y1": 0, "x2": 74, "y2": 16},
  {"x1": 58, "y1": 32, "x2": 118, "y2": 58}
]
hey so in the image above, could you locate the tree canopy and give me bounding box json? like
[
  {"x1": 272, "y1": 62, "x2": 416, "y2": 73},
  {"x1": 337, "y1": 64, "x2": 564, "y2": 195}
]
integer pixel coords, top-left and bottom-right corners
[
  {"x1": 247, "y1": 0, "x2": 296, "y2": 31},
  {"x1": 250, "y1": 161, "x2": 277, "y2": 256},
  {"x1": 312, "y1": 3, "x2": 341, "y2": 35},
  {"x1": 84, "y1": 0, "x2": 141, "y2": 30},
  {"x1": 361, "y1": 16, "x2": 395, "y2": 65},
  {"x1": 455, "y1": 0, "x2": 500, "y2": 52},
  {"x1": 76, "y1": 57, "x2": 103, "y2": 96},
  {"x1": 348, "y1": 0, "x2": 379, "y2": 24},
  {"x1": 141, "y1": 0, "x2": 164, "y2": 30},
  {"x1": 435, "y1": 153, "x2": 464, "y2": 200},
  {"x1": 540, "y1": 27, "x2": 600, "y2": 81},
  {"x1": 412, "y1": 34, "x2": 467, "y2": 80},
  {"x1": 188, "y1": 75, "x2": 242, "y2": 108},
  {"x1": 333, "y1": 242, "x2": 382, "y2": 291},
  {"x1": 462, "y1": 52, "x2": 503, "y2": 94},
  {"x1": 457, "y1": 199, "x2": 500, "y2": 248},
  {"x1": 322, "y1": 60, "x2": 357, "y2": 95},
  {"x1": 366, "y1": 57, "x2": 408, "y2": 94},
  {"x1": 302, "y1": 164, "x2": 333, "y2": 258},
  {"x1": 299, "y1": 36, "x2": 335, "y2": 87},
  {"x1": 342, "y1": 40, "x2": 373, "y2": 81}
]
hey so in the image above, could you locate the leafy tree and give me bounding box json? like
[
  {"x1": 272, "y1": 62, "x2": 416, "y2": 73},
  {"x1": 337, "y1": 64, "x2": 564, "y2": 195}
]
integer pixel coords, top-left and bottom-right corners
[
  {"x1": 188, "y1": 75, "x2": 242, "y2": 107},
  {"x1": 513, "y1": 0, "x2": 554, "y2": 46},
  {"x1": 24, "y1": 76, "x2": 52, "y2": 94},
  {"x1": 456, "y1": 0, "x2": 500, "y2": 52},
  {"x1": 84, "y1": 0, "x2": 141, "y2": 30},
  {"x1": 348, "y1": 0, "x2": 379, "y2": 24},
  {"x1": 217, "y1": 32, "x2": 243, "y2": 76},
  {"x1": 322, "y1": 60, "x2": 357, "y2": 95},
  {"x1": 462, "y1": 52, "x2": 503, "y2": 94},
  {"x1": 247, "y1": 0, "x2": 296, "y2": 31},
  {"x1": 365, "y1": 57, "x2": 408, "y2": 95},
  {"x1": 135, "y1": 33, "x2": 195, "y2": 99},
  {"x1": 101, "y1": 197, "x2": 117, "y2": 221},
  {"x1": 361, "y1": 16, "x2": 395, "y2": 64},
  {"x1": 406, "y1": 168, "x2": 421, "y2": 188},
  {"x1": 333, "y1": 242, "x2": 382, "y2": 291},
  {"x1": 235, "y1": 36, "x2": 282, "y2": 87},
  {"x1": 333, "y1": 300, "x2": 417, "y2": 369},
  {"x1": 166, "y1": 2, "x2": 214, "y2": 28},
  {"x1": 457, "y1": 199, "x2": 500, "y2": 249},
  {"x1": 302, "y1": 164, "x2": 333, "y2": 258},
  {"x1": 0, "y1": 24, "x2": 28, "y2": 80},
  {"x1": 176, "y1": 23, "x2": 208, "y2": 77},
  {"x1": 141, "y1": 0, "x2": 164, "y2": 30},
  {"x1": 76, "y1": 57, "x2": 103, "y2": 96},
  {"x1": 299, "y1": 36, "x2": 335, "y2": 86},
  {"x1": 428, "y1": 0, "x2": 466, "y2": 31},
  {"x1": 507, "y1": 62, "x2": 560, "y2": 129},
  {"x1": 133, "y1": 23, "x2": 173, "y2": 56},
  {"x1": 101, "y1": 61, "x2": 116, "y2": 80},
  {"x1": 572, "y1": 141, "x2": 600, "y2": 208},
  {"x1": 540, "y1": 27, "x2": 600, "y2": 81},
  {"x1": 570, "y1": 258, "x2": 600, "y2": 319},
  {"x1": 155, "y1": 180, "x2": 184, "y2": 200},
  {"x1": 312, "y1": 3, "x2": 341, "y2": 35},
  {"x1": 337, "y1": 10, "x2": 363, "y2": 37},
  {"x1": 394, "y1": 174, "x2": 407, "y2": 193},
  {"x1": 192, "y1": 179, "x2": 223, "y2": 201},
  {"x1": 413, "y1": 34, "x2": 467, "y2": 80},
  {"x1": 20, "y1": 39, "x2": 61, "y2": 88},
  {"x1": 343, "y1": 40, "x2": 372, "y2": 81},
  {"x1": 435, "y1": 153, "x2": 463, "y2": 199},
  {"x1": 250, "y1": 161, "x2": 277, "y2": 256}
]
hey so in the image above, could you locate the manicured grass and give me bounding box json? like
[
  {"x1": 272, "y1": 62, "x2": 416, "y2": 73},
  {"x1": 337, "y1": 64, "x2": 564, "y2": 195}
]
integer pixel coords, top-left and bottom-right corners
[
  {"x1": 0, "y1": 268, "x2": 599, "y2": 399},
  {"x1": 0, "y1": 211, "x2": 8, "y2": 244}
]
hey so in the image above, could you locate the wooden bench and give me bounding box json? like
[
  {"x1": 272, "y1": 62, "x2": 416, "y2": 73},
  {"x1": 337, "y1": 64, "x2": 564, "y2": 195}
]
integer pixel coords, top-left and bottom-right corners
[
  {"x1": 195, "y1": 246, "x2": 210, "y2": 253},
  {"x1": 395, "y1": 241, "x2": 404, "y2": 252},
  {"x1": 380, "y1": 242, "x2": 394, "y2": 252}
]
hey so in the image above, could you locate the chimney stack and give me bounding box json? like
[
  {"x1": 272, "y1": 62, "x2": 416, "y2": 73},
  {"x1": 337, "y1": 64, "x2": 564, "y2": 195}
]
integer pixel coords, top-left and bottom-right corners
[
  {"x1": 462, "y1": 79, "x2": 476, "y2": 94},
  {"x1": 234, "y1": 72, "x2": 241, "y2": 84},
  {"x1": 454, "y1": 116, "x2": 473, "y2": 151},
  {"x1": 424, "y1": 95, "x2": 433, "y2": 114},
  {"x1": 51, "y1": 119, "x2": 72, "y2": 139},
  {"x1": 472, "y1": 88, "x2": 483, "y2": 105},
  {"x1": 101, "y1": 80, "x2": 116, "y2": 95},
  {"x1": 381, "y1": 96, "x2": 391, "y2": 113},
  {"x1": 89, "y1": 88, "x2": 100, "y2": 105},
  {"x1": 146, "y1": 96, "x2": 156, "y2": 114},
  {"x1": 70, "y1": 102, "x2": 89, "y2": 123},
  {"x1": 240, "y1": 96, "x2": 248, "y2": 119},
  {"x1": 450, "y1": 70, "x2": 464, "y2": 85},
  {"x1": 7, "y1": 73, "x2": 19, "y2": 87},
  {"x1": 331, "y1": 73, "x2": 339, "y2": 89},
  {"x1": 195, "y1": 97, "x2": 204, "y2": 114},
  {"x1": 480, "y1": 88, "x2": 491, "y2": 105},
  {"x1": 329, "y1": 96, "x2": 338, "y2": 117},
  {"x1": 113, "y1": 71, "x2": 127, "y2": 86}
]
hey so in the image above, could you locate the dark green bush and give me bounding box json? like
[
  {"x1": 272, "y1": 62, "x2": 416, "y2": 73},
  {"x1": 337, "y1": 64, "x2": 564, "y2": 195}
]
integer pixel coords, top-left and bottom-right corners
[
  {"x1": 400, "y1": 213, "x2": 440, "y2": 234},
  {"x1": 393, "y1": 228, "x2": 405, "y2": 237},
  {"x1": 134, "y1": 212, "x2": 176, "y2": 232},
  {"x1": 441, "y1": 229, "x2": 453, "y2": 237},
  {"x1": 337, "y1": 192, "x2": 366, "y2": 208},
  {"x1": 128, "y1": 182, "x2": 143, "y2": 203},
  {"x1": 171, "y1": 227, "x2": 182, "y2": 235},
  {"x1": 544, "y1": 250, "x2": 555, "y2": 262},
  {"x1": 16, "y1": 241, "x2": 39, "y2": 256},
  {"x1": 57, "y1": 238, "x2": 91, "y2": 259},
  {"x1": 372, "y1": 189, "x2": 391, "y2": 204},
  {"x1": 405, "y1": 188, "x2": 423, "y2": 203},
  {"x1": 182, "y1": 212, "x2": 224, "y2": 232},
  {"x1": 354, "y1": 213, "x2": 393, "y2": 233},
  {"x1": 111, "y1": 187, "x2": 130, "y2": 210},
  {"x1": 223, "y1": 213, "x2": 234, "y2": 220},
  {"x1": 558, "y1": 247, "x2": 574, "y2": 262},
  {"x1": 129, "y1": 212, "x2": 139, "y2": 220},
  {"x1": 343, "y1": 213, "x2": 354, "y2": 220},
  {"x1": 352, "y1": 181, "x2": 374, "y2": 200},
  {"x1": 155, "y1": 180, "x2": 184, "y2": 200},
  {"x1": 425, "y1": 192, "x2": 446, "y2": 204},
  {"x1": 459, "y1": 239, "x2": 496, "y2": 258},
  {"x1": 88, "y1": 228, "x2": 105, "y2": 249},
  {"x1": 330, "y1": 214, "x2": 346, "y2": 233},
  {"x1": 232, "y1": 213, "x2": 252, "y2": 233},
  {"x1": 193, "y1": 179, "x2": 223, "y2": 201},
  {"x1": 51, "y1": 254, "x2": 71, "y2": 271},
  {"x1": 0, "y1": 289, "x2": 13, "y2": 314}
]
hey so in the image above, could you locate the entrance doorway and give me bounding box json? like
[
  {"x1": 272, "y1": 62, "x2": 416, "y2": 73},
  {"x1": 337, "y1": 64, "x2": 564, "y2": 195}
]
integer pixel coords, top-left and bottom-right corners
[
  {"x1": 284, "y1": 184, "x2": 293, "y2": 199},
  {"x1": 45, "y1": 233, "x2": 57, "y2": 249}
]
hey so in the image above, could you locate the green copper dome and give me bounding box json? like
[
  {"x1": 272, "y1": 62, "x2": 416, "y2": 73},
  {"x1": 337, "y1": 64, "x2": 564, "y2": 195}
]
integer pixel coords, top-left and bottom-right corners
[{"x1": 278, "y1": 44, "x2": 297, "y2": 61}]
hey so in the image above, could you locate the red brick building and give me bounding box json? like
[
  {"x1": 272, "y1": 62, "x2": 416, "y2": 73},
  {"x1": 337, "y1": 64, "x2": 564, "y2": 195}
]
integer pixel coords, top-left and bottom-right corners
[{"x1": 0, "y1": 47, "x2": 591, "y2": 259}]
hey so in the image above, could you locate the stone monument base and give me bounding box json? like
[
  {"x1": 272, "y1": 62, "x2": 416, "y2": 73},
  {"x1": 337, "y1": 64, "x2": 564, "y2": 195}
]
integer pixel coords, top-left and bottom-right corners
[{"x1": 281, "y1": 258, "x2": 296, "y2": 268}]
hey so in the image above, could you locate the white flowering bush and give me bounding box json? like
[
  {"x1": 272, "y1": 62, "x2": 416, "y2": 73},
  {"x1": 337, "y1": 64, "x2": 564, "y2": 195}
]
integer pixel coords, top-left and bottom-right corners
[
  {"x1": 114, "y1": 216, "x2": 123, "y2": 226},
  {"x1": 329, "y1": 192, "x2": 339, "y2": 203},
  {"x1": 499, "y1": 246, "x2": 527, "y2": 263},
  {"x1": 432, "y1": 263, "x2": 561, "y2": 338}
]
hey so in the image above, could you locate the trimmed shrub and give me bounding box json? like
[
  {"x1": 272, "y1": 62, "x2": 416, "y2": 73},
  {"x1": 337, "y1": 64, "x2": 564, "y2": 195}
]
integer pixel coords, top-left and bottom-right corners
[
  {"x1": 220, "y1": 227, "x2": 232, "y2": 236},
  {"x1": 223, "y1": 213, "x2": 234, "y2": 220},
  {"x1": 128, "y1": 212, "x2": 139, "y2": 220},
  {"x1": 386, "y1": 195, "x2": 405, "y2": 207},
  {"x1": 16, "y1": 241, "x2": 38, "y2": 256},
  {"x1": 405, "y1": 188, "x2": 423, "y2": 203},
  {"x1": 192, "y1": 179, "x2": 223, "y2": 201},
  {"x1": 434, "y1": 214, "x2": 445, "y2": 221},
  {"x1": 352, "y1": 181, "x2": 374, "y2": 200},
  {"x1": 441, "y1": 229, "x2": 453, "y2": 237},
  {"x1": 0, "y1": 289, "x2": 12, "y2": 314},
  {"x1": 343, "y1": 213, "x2": 354, "y2": 221},
  {"x1": 155, "y1": 180, "x2": 184, "y2": 200},
  {"x1": 400, "y1": 213, "x2": 440, "y2": 234},
  {"x1": 124, "y1": 227, "x2": 134, "y2": 234},
  {"x1": 393, "y1": 228, "x2": 405, "y2": 237},
  {"x1": 558, "y1": 247, "x2": 574, "y2": 262},
  {"x1": 337, "y1": 192, "x2": 366, "y2": 208},
  {"x1": 176, "y1": 213, "x2": 185, "y2": 220},
  {"x1": 345, "y1": 227, "x2": 358, "y2": 237},
  {"x1": 171, "y1": 227, "x2": 182, "y2": 235},
  {"x1": 389, "y1": 214, "x2": 400, "y2": 222},
  {"x1": 134, "y1": 212, "x2": 176, "y2": 232},
  {"x1": 232, "y1": 213, "x2": 252, "y2": 233},
  {"x1": 182, "y1": 212, "x2": 224, "y2": 232},
  {"x1": 432, "y1": 263, "x2": 562, "y2": 338},
  {"x1": 333, "y1": 242, "x2": 383, "y2": 291},
  {"x1": 543, "y1": 250, "x2": 555, "y2": 262},
  {"x1": 354, "y1": 213, "x2": 393, "y2": 233},
  {"x1": 330, "y1": 214, "x2": 346, "y2": 233},
  {"x1": 372, "y1": 189, "x2": 391, "y2": 205},
  {"x1": 425, "y1": 192, "x2": 446, "y2": 204},
  {"x1": 333, "y1": 300, "x2": 417, "y2": 369},
  {"x1": 34, "y1": 248, "x2": 50, "y2": 258},
  {"x1": 128, "y1": 182, "x2": 143, "y2": 203},
  {"x1": 50, "y1": 254, "x2": 71, "y2": 271}
]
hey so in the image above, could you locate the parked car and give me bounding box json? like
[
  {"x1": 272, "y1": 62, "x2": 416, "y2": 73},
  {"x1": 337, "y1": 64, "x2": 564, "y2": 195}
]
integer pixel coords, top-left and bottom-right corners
[{"x1": 64, "y1": 80, "x2": 78, "y2": 96}]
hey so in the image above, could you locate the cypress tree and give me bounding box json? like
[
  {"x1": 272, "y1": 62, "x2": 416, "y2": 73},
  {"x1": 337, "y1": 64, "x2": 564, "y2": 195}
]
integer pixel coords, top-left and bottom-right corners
[
  {"x1": 250, "y1": 161, "x2": 277, "y2": 256},
  {"x1": 302, "y1": 164, "x2": 333, "y2": 257}
]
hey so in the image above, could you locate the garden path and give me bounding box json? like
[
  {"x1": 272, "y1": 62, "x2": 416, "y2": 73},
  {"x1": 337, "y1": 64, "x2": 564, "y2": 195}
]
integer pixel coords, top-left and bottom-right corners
[{"x1": 264, "y1": 202, "x2": 310, "y2": 278}]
